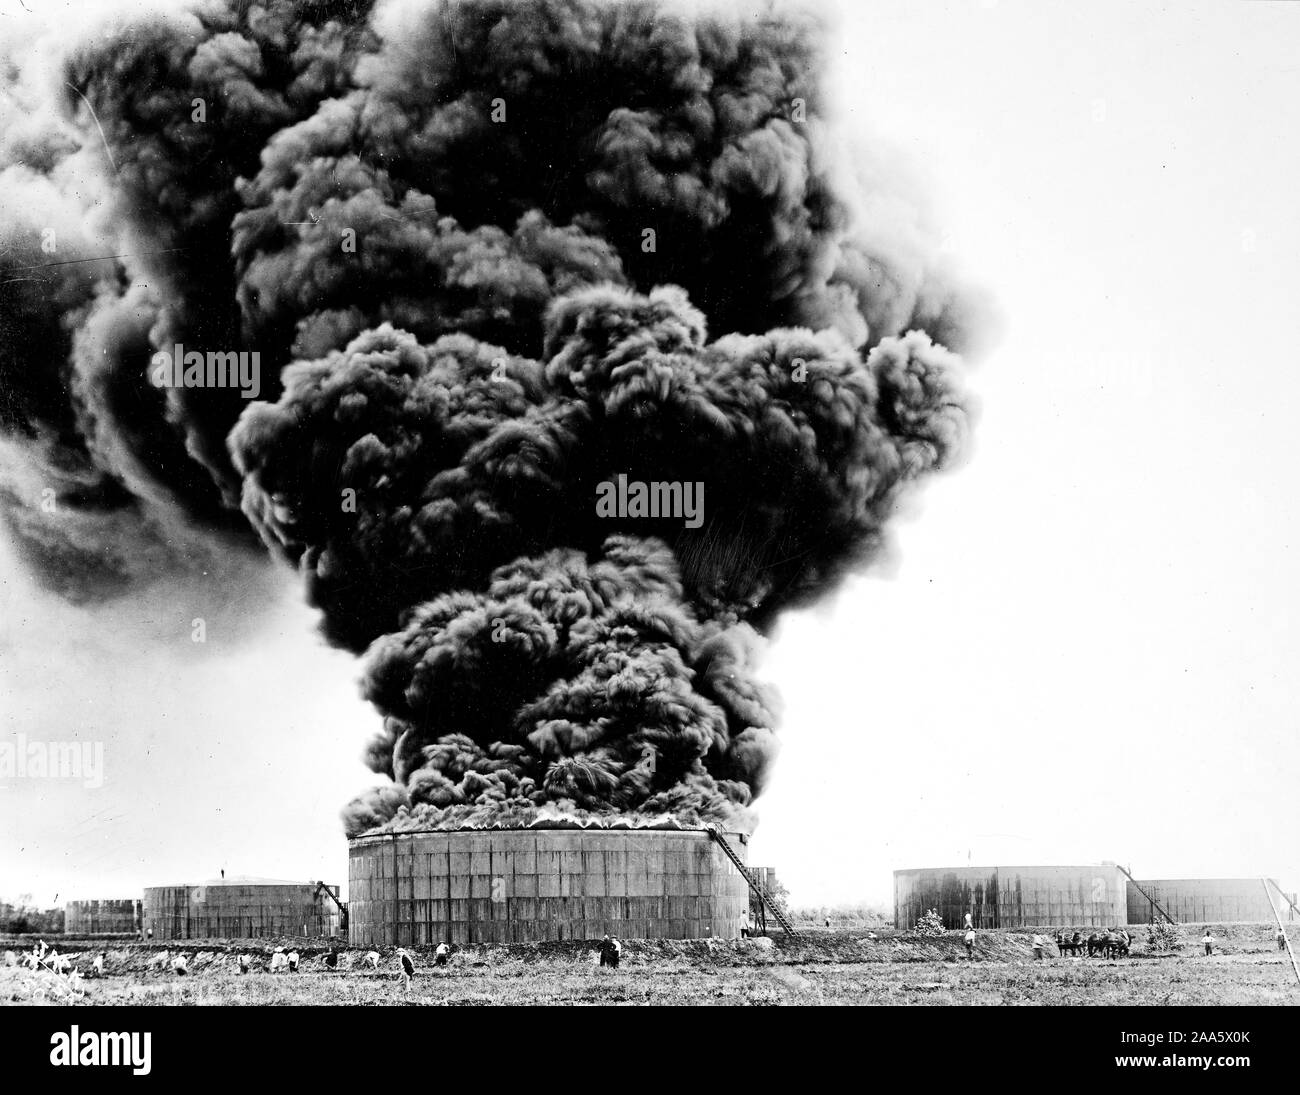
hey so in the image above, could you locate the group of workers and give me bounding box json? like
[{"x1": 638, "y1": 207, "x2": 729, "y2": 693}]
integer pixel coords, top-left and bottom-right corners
[
  {"x1": 2, "y1": 939, "x2": 113, "y2": 993},
  {"x1": 8, "y1": 920, "x2": 1291, "y2": 990},
  {"x1": 954, "y1": 911, "x2": 1291, "y2": 959}
]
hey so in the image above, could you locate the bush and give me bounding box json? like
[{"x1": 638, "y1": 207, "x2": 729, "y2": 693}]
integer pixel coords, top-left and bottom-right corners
[
  {"x1": 916, "y1": 908, "x2": 946, "y2": 937},
  {"x1": 1146, "y1": 917, "x2": 1184, "y2": 953}
]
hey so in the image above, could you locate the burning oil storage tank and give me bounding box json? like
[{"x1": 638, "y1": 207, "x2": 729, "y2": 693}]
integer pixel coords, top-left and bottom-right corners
[
  {"x1": 1127, "y1": 878, "x2": 1298, "y2": 925},
  {"x1": 142, "y1": 877, "x2": 342, "y2": 940},
  {"x1": 64, "y1": 899, "x2": 140, "y2": 935},
  {"x1": 348, "y1": 828, "x2": 752, "y2": 946},
  {"x1": 894, "y1": 863, "x2": 1129, "y2": 929}
]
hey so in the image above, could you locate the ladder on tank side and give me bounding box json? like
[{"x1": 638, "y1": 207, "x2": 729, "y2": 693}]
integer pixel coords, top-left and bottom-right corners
[
  {"x1": 1117, "y1": 863, "x2": 1178, "y2": 925},
  {"x1": 705, "y1": 826, "x2": 799, "y2": 937}
]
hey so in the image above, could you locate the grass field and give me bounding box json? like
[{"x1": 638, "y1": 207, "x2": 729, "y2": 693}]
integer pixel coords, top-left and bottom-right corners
[{"x1": 4, "y1": 925, "x2": 1297, "y2": 1006}]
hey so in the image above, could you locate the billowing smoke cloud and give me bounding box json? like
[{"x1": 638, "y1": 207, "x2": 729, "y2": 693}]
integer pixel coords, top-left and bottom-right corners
[{"x1": 0, "y1": 0, "x2": 987, "y2": 835}]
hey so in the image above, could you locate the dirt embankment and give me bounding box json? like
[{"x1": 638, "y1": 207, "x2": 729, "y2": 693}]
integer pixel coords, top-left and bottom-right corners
[{"x1": 3, "y1": 922, "x2": 1287, "y2": 979}]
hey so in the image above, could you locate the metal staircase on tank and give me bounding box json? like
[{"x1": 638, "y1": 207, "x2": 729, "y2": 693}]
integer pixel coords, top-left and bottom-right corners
[
  {"x1": 1117, "y1": 863, "x2": 1178, "y2": 924},
  {"x1": 705, "y1": 826, "x2": 799, "y2": 937}
]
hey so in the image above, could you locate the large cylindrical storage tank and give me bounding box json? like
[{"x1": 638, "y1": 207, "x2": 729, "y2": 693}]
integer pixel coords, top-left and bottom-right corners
[
  {"x1": 64, "y1": 899, "x2": 140, "y2": 934},
  {"x1": 894, "y1": 864, "x2": 1129, "y2": 929},
  {"x1": 1127, "y1": 879, "x2": 1298, "y2": 924},
  {"x1": 142, "y1": 878, "x2": 342, "y2": 940},
  {"x1": 348, "y1": 828, "x2": 752, "y2": 946}
]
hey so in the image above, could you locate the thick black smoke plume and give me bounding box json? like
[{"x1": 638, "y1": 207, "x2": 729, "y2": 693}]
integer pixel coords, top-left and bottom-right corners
[{"x1": 0, "y1": 0, "x2": 985, "y2": 834}]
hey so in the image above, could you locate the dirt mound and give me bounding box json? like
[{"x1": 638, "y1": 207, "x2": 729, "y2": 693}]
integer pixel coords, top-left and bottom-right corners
[{"x1": 9, "y1": 922, "x2": 1284, "y2": 981}]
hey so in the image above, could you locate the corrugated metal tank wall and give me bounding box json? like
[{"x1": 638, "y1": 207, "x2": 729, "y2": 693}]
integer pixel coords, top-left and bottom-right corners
[
  {"x1": 64, "y1": 899, "x2": 139, "y2": 934},
  {"x1": 349, "y1": 828, "x2": 752, "y2": 945},
  {"x1": 894, "y1": 865, "x2": 1129, "y2": 929},
  {"x1": 1127, "y1": 879, "x2": 1298, "y2": 924},
  {"x1": 142, "y1": 882, "x2": 341, "y2": 939}
]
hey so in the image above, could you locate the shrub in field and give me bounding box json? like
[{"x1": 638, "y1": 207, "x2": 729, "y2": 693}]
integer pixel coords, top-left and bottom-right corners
[
  {"x1": 1146, "y1": 918, "x2": 1184, "y2": 953},
  {"x1": 916, "y1": 908, "x2": 946, "y2": 937}
]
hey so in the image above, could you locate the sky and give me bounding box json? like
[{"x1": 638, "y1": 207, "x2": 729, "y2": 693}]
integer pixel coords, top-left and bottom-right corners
[{"x1": 2, "y1": 0, "x2": 1298, "y2": 911}]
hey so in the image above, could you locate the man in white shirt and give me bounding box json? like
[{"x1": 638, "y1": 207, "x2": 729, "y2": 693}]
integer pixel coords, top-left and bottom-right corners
[{"x1": 1031, "y1": 933, "x2": 1045, "y2": 960}]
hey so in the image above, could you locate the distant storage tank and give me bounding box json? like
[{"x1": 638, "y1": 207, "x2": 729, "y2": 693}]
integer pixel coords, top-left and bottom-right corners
[
  {"x1": 894, "y1": 864, "x2": 1129, "y2": 929},
  {"x1": 1127, "y1": 879, "x2": 1298, "y2": 924},
  {"x1": 747, "y1": 866, "x2": 778, "y2": 920},
  {"x1": 142, "y1": 878, "x2": 342, "y2": 940},
  {"x1": 64, "y1": 899, "x2": 140, "y2": 935},
  {"x1": 348, "y1": 828, "x2": 752, "y2": 946}
]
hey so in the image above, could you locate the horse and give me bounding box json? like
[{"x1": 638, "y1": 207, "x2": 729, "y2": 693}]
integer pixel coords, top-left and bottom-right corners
[
  {"x1": 1055, "y1": 931, "x2": 1085, "y2": 956},
  {"x1": 1088, "y1": 929, "x2": 1130, "y2": 958}
]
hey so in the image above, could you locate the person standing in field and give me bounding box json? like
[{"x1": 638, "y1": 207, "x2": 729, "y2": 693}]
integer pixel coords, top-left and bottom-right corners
[
  {"x1": 964, "y1": 928, "x2": 975, "y2": 960},
  {"x1": 1279, "y1": 930, "x2": 1288, "y2": 952},
  {"x1": 963, "y1": 911, "x2": 973, "y2": 931},
  {"x1": 738, "y1": 911, "x2": 751, "y2": 939},
  {"x1": 1201, "y1": 930, "x2": 1215, "y2": 956},
  {"x1": 1031, "y1": 932, "x2": 1045, "y2": 960}
]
